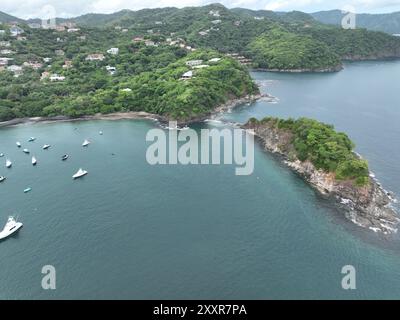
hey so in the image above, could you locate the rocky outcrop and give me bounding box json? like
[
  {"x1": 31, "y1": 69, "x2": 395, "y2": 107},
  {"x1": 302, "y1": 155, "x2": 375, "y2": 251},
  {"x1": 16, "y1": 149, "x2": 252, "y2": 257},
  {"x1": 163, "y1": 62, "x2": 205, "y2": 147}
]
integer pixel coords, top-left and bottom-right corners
[{"x1": 243, "y1": 120, "x2": 400, "y2": 234}]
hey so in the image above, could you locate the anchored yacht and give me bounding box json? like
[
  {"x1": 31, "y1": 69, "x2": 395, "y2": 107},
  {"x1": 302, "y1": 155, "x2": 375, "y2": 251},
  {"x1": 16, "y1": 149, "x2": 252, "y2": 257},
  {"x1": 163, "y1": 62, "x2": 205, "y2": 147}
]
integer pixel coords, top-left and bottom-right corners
[
  {"x1": 73, "y1": 168, "x2": 88, "y2": 179},
  {"x1": 0, "y1": 216, "x2": 23, "y2": 240},
  {"x1": 82, "y1": 139, "x2": 90, "y2": 147},
  {"x1": 5, "y1": 159, "x2": 12, "y2": 168}
]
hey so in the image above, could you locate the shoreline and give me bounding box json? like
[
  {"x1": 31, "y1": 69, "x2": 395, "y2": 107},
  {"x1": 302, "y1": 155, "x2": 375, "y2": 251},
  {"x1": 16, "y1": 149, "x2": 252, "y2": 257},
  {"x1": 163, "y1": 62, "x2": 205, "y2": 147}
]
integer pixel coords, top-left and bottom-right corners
[
  {"x1": 251, "y1": 64, "x2": 344, "y2": 73},
  {"x1": 0, "y1": 94, "x2": 266, "y2": 129}
]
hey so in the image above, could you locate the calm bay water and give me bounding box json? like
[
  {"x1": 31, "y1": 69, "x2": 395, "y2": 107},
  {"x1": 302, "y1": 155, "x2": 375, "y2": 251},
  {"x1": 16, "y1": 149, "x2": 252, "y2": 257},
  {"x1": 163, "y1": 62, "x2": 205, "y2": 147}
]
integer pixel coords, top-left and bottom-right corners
[{"x1": 1, "y1": 61, "x2": 400, "y2": 299}]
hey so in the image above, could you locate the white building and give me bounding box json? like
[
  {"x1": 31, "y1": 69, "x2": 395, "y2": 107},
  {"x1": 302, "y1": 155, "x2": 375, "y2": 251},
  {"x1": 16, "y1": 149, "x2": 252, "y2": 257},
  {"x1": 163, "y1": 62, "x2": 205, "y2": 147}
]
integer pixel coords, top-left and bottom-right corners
[
  {"x1": 209, "y1": 10, "x2": 220, "y2": 17},
  {"x1": 0, "y1": 49, "x2": 14, "y2": 55},
  {"x1": 7, "y1": 65, "x2": 23, "y2": 77},
  {"x1": 209, "y1": 58, "x2": 221, "y2": 63},
  {"x1": 86, "y1": 53, "x2": 105, "y2": 61},
  {"x1": 180, "y1": 70, "x2": 193, "y2": 80},
  {"x1": 105, "y1": 66, "x2": 116, "y2": 75},
  {"x1": 192, "y1": 64, "x2": 209, "y2": 69},
  {"x1": 10, "y1": 26, "x2": 24, "y2": 37},
  {"x1": 50, "y1": 74, "x2": 65, "y2": 81},
  {"x1": 107, "y1": 48, "x2": 119, "y2": 55},
  {"x1": 186, "y1": 60, "x2": 203, "y2": 67}
]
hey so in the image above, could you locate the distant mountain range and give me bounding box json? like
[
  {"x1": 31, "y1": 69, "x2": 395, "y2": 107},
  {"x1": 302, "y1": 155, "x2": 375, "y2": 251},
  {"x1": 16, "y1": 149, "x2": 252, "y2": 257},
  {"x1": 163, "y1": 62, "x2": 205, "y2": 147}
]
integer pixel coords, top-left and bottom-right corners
[
  {"x1": 1, "y1": 6, "x2": 400, "y2": 35},
  {"x1": 311, "y1": 10, "x2": 400, "y2": 35}
]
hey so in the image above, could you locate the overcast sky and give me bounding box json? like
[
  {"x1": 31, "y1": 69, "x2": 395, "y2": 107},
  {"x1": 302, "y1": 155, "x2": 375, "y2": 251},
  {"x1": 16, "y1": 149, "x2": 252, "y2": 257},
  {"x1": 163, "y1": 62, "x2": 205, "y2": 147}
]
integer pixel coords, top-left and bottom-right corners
[{"x1": 2, "y1": 0, "x2": 400, "y2": 19}]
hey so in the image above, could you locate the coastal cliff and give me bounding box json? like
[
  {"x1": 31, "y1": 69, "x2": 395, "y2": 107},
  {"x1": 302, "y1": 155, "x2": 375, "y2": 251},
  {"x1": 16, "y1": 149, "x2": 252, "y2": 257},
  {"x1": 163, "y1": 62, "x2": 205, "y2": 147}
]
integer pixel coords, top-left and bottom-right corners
[{"x1": 243, "y1": 117, "x2": 399, "y2": 234}]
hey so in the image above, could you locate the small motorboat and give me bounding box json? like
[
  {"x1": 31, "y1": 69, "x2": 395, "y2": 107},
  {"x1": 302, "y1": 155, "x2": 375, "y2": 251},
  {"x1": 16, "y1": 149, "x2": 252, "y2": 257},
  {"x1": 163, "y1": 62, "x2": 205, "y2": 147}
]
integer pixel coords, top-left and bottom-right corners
[
  {"x1": 28, "y1": 137, "x2": 36, "y2": 142},
  {"x1": 24, "y1": 187, "x2": 32, "y2": 193},
  {"x1": 0, "y1": 176, "x2": 5, "y2": 182},
  {"x1": 23, "y1": 149, "x2": 30, "y2": 154},
  {"x1": 16, "y1": 142, "x2": 21, "y2": 148},
  {"x1": 0, "y1": 216, "x2": 23, "y2": 240},
  {"x1": 99, "y1": 131, "x2": 103, "y2": 135},
  {"x1": 82, "y1": 139, "x2": 90, "y2": 147},
  {"x1": 43, "y1": 144, "x2": 51, "y2": 150},
  {"x1": 32, "y1": 156, "x2": 37, "y2": 166},
  {"x1": 0, "y1": 153, "x2": 4, "y2": 157},
  {"x1": 73, "y1": 168, "x2": 88, "y2": 179},
  {"x1": 5, "y1": 159, "x2": 12, "y2": 168},
  {"x1": 62, "y1": 155, "x2": 69, "y2": 161}
]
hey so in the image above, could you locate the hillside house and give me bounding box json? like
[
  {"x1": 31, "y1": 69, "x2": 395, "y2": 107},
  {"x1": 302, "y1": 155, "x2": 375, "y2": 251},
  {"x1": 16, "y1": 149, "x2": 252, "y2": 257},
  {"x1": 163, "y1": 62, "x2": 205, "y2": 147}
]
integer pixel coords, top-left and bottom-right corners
[
  {"x1": 50, "y1": 74, "x2": 65, "y2": 81},
  {"x1": 209, "y1": 58, "x2": 221, "y2": 63},
  {"x1": 7, "y1": 65, "x2": 23, "y2": 77},
  {"x1": 23, "y1": 61, "x2": 43, "y2": 70},
  {"x1": 10, "y1": 26, "x2": 24, "y2": 37},
  {"x1": 55, "y1": 50, "x2": 65, "y2": 56},
  {"x1": 86, "y1": 53, "x2": 105, "y2": 61},
  {"x1": 105, "y1": 66, "x2": 116, "y2": 75},
  {"x1": 107, "y1": 48, "x2": 119, "y2": 55},
  {"x1": 63, "y1": 60, "x2": 73, "y2": 69},
  {"x1": 186, "y1": 60, "x2": 203, "y2": 67},
  {"x1": 209, "y1": 10, "x2": 220, "y2": 17},
  {"x1": 180, "y1": 70, "x2": 193, "y2": 80}
]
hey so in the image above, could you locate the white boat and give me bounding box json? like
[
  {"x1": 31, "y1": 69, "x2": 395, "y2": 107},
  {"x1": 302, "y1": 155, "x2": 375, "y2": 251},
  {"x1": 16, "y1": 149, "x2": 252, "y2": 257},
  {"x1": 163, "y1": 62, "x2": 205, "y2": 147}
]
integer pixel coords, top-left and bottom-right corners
[
  {"x1": 16, "y1": 142, "x2": 21, "y2": 148},
  {"x1": 28, "y1": 137, "x2": 36, "y2": 142},
  {"x1": 0, "y1": 216, "x2": 23, "y2": 240},
  {"x1": 0, "y1": 176, "x2": 5, "y2": 182},
  {"x1": 99, "y1": 131, "x2": 103, "y2": 135},
  {"x1": 73, "y1": 168, "x2": 88, "y2": 179},
  {"x1": 23, "y1": 149, "x2": 30, "y2": 154},
  {"x1": 43, "y1": 144, "x2": 51, "y2": 150},
  {"x1": 0, "y1": 153, "x2": 4, "y2": 157},
  {"x1": 82, "y1": 139, "x2": 90, "y2": 147},
  {"x1": 32, "y1": 156, "x2": 37, "y2": 166},
  {"x1": 5, "y1": 159, "x2": 12, "y2": 168}
]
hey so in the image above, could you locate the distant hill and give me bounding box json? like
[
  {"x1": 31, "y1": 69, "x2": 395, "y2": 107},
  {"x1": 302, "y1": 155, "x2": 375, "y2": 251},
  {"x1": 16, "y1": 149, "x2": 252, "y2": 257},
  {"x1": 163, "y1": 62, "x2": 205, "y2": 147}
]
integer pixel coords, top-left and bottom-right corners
[
  {"x1": 311, "y1": 10, "x2": 400, "y2": 35},
  {"x1": 0, "y1": 11, "x2": 24, "y2": 23}
]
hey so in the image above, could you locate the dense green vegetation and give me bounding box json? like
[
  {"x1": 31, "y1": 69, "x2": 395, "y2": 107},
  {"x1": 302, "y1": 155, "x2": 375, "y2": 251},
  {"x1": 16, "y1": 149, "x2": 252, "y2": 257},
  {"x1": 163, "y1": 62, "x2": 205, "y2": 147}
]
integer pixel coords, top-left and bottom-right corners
[
  {"x1": 247, "y1": 27, "x2": 341, "y2": 70},
  {"x1": 41, "y1": 51, "x2": 257, "y2": 120},
  {"x1": 294, "y1": 26, "x2": 400, "y2": 59},
  {"x1": 249, "y1": 117, "x2": 370, "y2": 186},
  {"x1": 0, "y1": 3, "x2": 400, "y2": 122}
]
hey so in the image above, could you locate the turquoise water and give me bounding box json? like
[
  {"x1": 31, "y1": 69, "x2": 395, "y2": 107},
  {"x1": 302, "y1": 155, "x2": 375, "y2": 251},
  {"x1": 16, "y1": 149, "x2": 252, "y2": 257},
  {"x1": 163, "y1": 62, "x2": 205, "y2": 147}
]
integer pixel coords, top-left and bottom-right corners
[{"x1": 1, "y1": 61, "x2": 400, "y2": 299}]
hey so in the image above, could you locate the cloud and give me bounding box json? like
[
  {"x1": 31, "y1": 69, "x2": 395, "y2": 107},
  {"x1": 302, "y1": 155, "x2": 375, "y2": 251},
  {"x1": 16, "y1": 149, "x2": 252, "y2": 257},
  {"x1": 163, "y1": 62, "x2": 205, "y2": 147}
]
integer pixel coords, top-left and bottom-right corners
[{"x1": 2, "y1": 0, "x2": 400, "y2": 19}]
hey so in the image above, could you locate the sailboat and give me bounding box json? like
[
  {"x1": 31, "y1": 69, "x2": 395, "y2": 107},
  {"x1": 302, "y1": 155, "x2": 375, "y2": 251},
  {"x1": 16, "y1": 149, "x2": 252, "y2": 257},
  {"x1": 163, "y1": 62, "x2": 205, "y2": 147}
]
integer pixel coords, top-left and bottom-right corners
[
  {"x1": 82, "y1": 139, "x2": 90, "y2": 147},
  {"x1": 43, "y1": 144, "x2": 51, "y2": 150},
  {"x1": 0, "y1": 216, "x2": 23, "y2": 240},
  {"x1": 16, "y1": 142, "x2": 21, "y2": 148},
  {"x1": 72, "y1": 168, "x2": 88, "y2": 179},
  {"x1": 32, "y1": 156, "x2": 37, "y2": 166},
  {"x1": 23, "y1": 149, "x2": 30, "y2": 154},
  {"x1": 5, "y1": 159, "x2": 12, "y2": 168}
]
